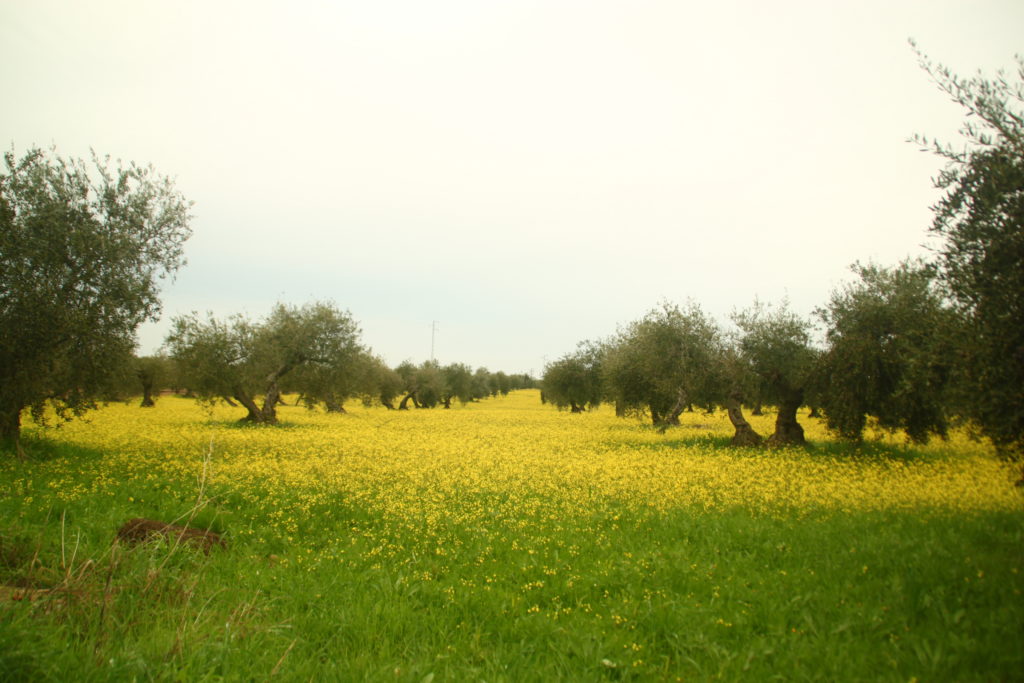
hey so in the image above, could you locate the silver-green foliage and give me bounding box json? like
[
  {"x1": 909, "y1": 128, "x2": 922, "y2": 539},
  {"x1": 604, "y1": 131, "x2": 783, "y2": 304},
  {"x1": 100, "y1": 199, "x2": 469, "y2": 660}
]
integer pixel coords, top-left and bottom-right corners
[
  {"x1": 913, "y1": 45, "x2": 1024, "y2": 456},
  {"x1": 0, "y1": 147, "x2": 191, "y2": 450},
  {"x1": 166, "y1": 302, "x2": 367, "y2": 423},
  {"x1": 816, "y1": 261, "x2": 954, "y2": 443},
  {"x1": 542, "y1": 341, "x2": 605, "y2": 413},
  {"x1": 603, "y1": 302, "x2": 722, "y2": 425}
]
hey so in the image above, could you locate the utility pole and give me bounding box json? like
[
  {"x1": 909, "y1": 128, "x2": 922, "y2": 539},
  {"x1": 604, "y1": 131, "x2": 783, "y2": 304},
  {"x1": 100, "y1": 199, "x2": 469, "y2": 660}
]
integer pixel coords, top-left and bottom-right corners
[{"x1": 430, "y1": 320, "x2": 439, "y2": 362}]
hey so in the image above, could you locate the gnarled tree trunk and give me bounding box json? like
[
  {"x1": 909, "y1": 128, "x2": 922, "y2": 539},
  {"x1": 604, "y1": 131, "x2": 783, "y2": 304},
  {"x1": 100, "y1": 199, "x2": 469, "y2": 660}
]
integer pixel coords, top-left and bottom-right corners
[
  {"x1": 139, "y1": 378, "x2": 156, "y2": 407},
  {"x1": 324, "y1": 398, "x2": 346, "y2": 413},
  {"x1": 258, "y1": 382, "x2": 282, "y2": 423},
  {"x1": 657, "y1": 387, "x2": 688, "y2": 433},
  {"x1": 649, "y1": 405, "x2": 662, "y2": 426},
  {"x1": 726, "y1": 396, "x2": 764, "y2": 447},
  {"x1": 768, "y1": 391, "x2": 805, "y2": 447},
  {"x1": 233, "y1": 390, "x2": 266, "y2": 423}
]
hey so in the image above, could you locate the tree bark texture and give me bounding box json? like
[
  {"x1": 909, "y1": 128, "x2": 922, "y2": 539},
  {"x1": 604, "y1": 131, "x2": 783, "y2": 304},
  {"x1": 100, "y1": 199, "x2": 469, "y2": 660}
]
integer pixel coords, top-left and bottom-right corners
[
  {"x1": 233, "y1": 386, "x2": 277, "y2": 424},
  {"x1": 768, "y1": 392, "x2": 806, "y2": 447},
  {"x1": 235, "y1": 362, "x2": 297, "y2": 424},
  {"x1": 259, "y1": 382, "x2": 282, "y2": 423},
  {"x1": 726, "y1": 397, "x2": 764, "y2": 447},
  {"x1": 140, "y1": 378, "x2": 156, "y2": 407},
  {"x1": 649, "y1": 405, "x2": 662, "y2": 426},
  {"x1": 657, "y1": 388, "x2": 687, "y2": 433}
]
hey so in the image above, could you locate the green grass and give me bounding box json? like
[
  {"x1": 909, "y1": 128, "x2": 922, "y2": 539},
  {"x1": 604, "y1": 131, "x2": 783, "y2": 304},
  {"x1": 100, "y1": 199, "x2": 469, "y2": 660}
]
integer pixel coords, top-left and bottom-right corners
[{"x1": 0, "y1": 411, "x2": 1022, "y2": 681}]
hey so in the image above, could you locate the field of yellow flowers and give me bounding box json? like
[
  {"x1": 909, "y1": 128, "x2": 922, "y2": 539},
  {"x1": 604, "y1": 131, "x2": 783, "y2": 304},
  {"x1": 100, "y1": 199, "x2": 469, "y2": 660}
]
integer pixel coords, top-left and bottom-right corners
[{"x1": 1, "y1": 390, "x2": 1021, "y2": 681}]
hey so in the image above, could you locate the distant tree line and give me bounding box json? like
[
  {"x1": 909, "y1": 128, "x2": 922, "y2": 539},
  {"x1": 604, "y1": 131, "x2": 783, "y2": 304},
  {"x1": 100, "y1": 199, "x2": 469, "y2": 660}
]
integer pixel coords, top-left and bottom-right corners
[{"x1": 118, "y1": 306, "x2": 535, "y2": 425}]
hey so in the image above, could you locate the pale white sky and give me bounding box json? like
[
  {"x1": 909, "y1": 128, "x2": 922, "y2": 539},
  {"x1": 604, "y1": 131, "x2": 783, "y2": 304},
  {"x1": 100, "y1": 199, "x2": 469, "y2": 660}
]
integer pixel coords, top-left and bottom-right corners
[{"x1": 2, "y1": 1, "x2": 1021, "y2": 375}]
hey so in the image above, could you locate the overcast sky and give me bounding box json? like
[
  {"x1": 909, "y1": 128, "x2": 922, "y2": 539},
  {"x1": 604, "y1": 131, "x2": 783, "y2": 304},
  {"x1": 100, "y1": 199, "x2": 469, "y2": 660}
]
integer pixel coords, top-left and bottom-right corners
[{"x1": 2, "y1": 1, "x2": 1021, "y2": 375}]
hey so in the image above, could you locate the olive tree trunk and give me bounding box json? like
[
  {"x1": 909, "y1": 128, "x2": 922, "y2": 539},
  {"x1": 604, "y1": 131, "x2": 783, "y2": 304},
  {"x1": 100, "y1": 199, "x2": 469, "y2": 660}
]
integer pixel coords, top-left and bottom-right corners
[
  {"x1": 139, "y1": 371, "x2": 157, "y2": 407},
  {"x1": 656, "y1": 387, "x2": 688, "y2": 433},
  {"x1": 324, "y1": 398, "x2": 346, "y2": 413},
  {"x1": 767, "y1": 391, "x2": 805, "y2": 447},
  {"x1": 259, "y1": 382, "x2": 283, "y2": 423},
  {"x1": 233, "y1": 391, "x2": 267, "y2": 423},
  {"x1": 235, "y1": 362, "x2": 299, "y2": 424},
  {"x1": 726, "y1": 397, "x2": 764, "y2": 447}
]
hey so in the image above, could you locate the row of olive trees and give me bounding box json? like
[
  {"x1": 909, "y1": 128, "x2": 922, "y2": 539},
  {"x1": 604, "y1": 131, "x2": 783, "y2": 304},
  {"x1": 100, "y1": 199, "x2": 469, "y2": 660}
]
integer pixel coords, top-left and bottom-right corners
[
  {"x1": 0, "y1": 145, "x2": 533, "y2": 454},
  {"x1": 543, "y1": 261, "x2": 951, "y2": 449},
  {"x1": 388, "y1": 360, "x2": 528, "y2": 410},
  {"x1": 122, "y1": 304, "x2": 533, "y2": 423},
  {"x1": 544, "y1": 49, "x2": 1023, "y2": 459}
]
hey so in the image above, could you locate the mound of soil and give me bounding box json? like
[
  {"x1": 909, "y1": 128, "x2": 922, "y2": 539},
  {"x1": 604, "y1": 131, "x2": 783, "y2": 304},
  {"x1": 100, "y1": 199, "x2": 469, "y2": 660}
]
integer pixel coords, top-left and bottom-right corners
[{"x1": 116, "y1": 518, "x2": 225, "y2": 554}]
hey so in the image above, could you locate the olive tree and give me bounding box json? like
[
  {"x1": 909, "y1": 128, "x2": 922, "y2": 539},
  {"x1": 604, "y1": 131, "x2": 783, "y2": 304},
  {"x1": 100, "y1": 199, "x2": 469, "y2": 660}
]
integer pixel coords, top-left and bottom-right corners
[
  {"x1": 815, "y1": 261, "x2": 954, "y2": 443},
  {"x1": 135, "y1": 355, "x2": 174, "y2": 407},
  {"x1": 733, "y1": 300, "x2": 817, "y2": 446},
  {"x1": 713, "y1": 341, "x2": 766, "y2": 447},
  {"x1": 914, "y1": 46, "x2": 1024, "y2": 459},
  {"x1": 604, "y1": 302, "x2": 722, "y2": 428},
  {"x1": 395, "y1": 360, "x2": 446, "y2": 409},
  {"x1": 365, "y1": 356, "x2": 404, "y2": 410},
  {"x1": 0, "y1": 147, "x2": 191, "y2": 456},
  {"x1": 542, "y1": 341, "x2": 605, "y2": 413},
  {"x1": 489, "y1": 371, "x2": 512, "y2": 397},
  {"x1": 166, "y1": 301, "x2": 365, "y2": 424},
  {"x1": 412, "y1": 361, "x2": 445, "y2": 408},
  {"x1": 471, "y1": 368, "x2": 493, "y2": 401},
  {"x1": 440, "y1": 362, "x2": 475, "y2": 408}
]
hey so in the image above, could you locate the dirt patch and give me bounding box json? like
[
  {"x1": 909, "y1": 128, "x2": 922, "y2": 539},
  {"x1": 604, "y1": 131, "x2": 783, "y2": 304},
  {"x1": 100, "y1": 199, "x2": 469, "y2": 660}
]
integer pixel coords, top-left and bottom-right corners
[{"x1": 116, "y1": 518, "x2": 225, "y2": 554}]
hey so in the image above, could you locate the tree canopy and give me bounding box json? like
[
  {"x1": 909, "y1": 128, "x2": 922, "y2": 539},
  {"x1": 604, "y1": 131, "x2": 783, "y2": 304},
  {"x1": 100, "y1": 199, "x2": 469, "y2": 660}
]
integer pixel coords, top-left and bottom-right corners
[
  {"x1": 542, "y1": 341, "x2": 604, "y2": 413},
  {"x1": 914, "y1": 46, "x2": 1024, "y2": 458},
  {"x1": 0, "y1": 147, "x2": 192, "y2": 455},
  {"x1": 166, "y1": 302, "x2": 367, "y2": 424},
  {"x1": 603, "y1": 302, "x2": 722, "y2": 428},
  {"x1": 815, "y1": 261, "x2": 954, "y2": 443},
  {"x1": 734, "y1": 300, "x2": 817, "y2": 446}
]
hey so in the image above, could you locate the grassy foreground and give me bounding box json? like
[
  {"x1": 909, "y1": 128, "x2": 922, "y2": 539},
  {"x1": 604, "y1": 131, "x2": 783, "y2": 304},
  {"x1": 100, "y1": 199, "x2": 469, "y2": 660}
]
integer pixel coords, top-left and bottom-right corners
[{"x1": 1, "y1": 390, "x2": 1021, "y2": 681}]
